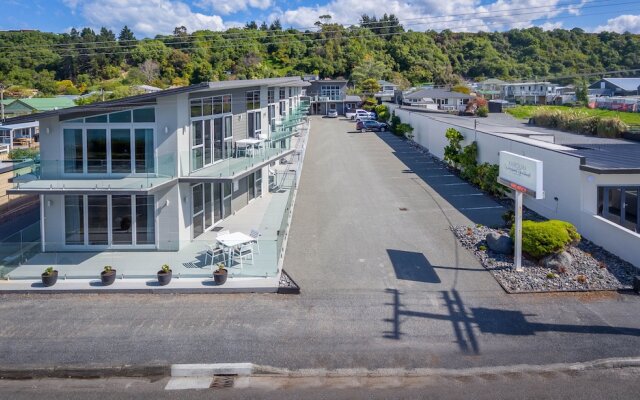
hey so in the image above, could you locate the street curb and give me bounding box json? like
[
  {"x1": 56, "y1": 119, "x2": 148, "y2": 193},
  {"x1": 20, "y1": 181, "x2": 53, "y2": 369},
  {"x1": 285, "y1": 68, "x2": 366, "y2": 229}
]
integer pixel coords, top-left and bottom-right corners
[
  {"x1": 171, "y1": 363, "x2": 253, "y2": 377},
  {"x1": 2, "y1": 357, "x2": 639, "y2": 380},
  {"x1": 0, "y1": 364, "x2": 170, "y2": 380}
]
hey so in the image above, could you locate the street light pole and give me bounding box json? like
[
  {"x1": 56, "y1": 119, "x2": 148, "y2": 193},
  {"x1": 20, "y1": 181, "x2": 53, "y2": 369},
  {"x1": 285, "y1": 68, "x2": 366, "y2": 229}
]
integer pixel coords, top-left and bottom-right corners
[{"x1": 0, "y1": 83, "x2": 5, "y2": 122}]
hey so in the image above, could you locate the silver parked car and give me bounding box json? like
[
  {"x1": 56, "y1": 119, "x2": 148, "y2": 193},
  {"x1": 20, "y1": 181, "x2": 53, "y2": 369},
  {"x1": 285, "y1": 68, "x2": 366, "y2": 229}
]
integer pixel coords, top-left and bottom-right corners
[{"x1": 327, "y1": 109, "x2": 338, "y2": 118}]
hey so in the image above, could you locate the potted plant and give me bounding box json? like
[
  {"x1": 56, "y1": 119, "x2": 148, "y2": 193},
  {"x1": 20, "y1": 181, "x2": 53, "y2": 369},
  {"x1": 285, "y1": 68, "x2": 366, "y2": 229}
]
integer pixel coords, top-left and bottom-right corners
[
  {"x1": 213, "y1": 262, "x2": 228, "y2": 285},
  {"x1": 157, "y1": 264, "x2": 172, "y2": 286},
  {"x1": 101, "y1": 265, "x2": 117, "y2": 286},
  {"x1": 41, "y1": 266, "x2": 58, "y2": 287}
]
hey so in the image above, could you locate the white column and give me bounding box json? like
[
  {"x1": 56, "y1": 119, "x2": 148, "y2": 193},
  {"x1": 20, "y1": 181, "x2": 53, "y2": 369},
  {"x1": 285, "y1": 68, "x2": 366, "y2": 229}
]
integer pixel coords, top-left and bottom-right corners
[{"x1": 514, "y1": 191, "x2": 523, "y2": 272}]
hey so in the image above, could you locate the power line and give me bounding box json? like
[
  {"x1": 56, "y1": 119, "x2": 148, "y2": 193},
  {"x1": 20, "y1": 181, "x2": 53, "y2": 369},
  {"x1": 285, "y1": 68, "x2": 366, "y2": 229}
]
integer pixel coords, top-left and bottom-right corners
[
  {"x1": 0, "y1": 0, "x2": 631, "y2": 52},
  {"x1": 5, "y1": 5, "x2": 635, "y2": 58}
]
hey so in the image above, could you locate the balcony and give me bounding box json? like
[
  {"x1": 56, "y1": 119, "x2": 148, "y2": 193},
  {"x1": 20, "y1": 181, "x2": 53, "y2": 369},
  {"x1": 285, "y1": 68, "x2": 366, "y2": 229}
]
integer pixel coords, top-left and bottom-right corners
[
  {"x1": 180, "y1": 144, "x2": 294, "y2": 181},
  {"x1": 8, "y1": 153, "x2": 177, "y2": 194}
]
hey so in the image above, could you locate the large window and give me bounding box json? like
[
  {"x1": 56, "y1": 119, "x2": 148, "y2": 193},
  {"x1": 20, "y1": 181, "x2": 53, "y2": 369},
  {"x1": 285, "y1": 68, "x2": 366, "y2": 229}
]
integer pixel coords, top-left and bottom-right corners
[
  {"x1": 246, "y1": 90, "x2": 261, "y2": 110},
  {"x1": 64, "y1": 195, "x2": 84, "y2": 245},
  {"x1": 191, "y1": 116, "x2": 232, "y2": 172},
  {"x1": 321, "y1": 85, "x2": 341, "y2": 101},
  {"x1": 597, "y1": 186, "x2": 639, "y2": 233},
  {"x1": 190, "y1": 95, "x2": 231, "y2": 118},
  {"x1": 190, "y1": 95, "x2": 233, "y2": 172},
  {"x1": 279, "y1": 87, "x2": 286, "y2": 100},
  {"x1": 111, "y1": 129, "x2": 131, "y2": 173},
  {"x1": 62, "y1": 108, "x2": 155, "y2": 176},
  {"x1": 247, "y1": 111, "x2": 262, "y2": 138},
  {"x1": 63, "y1": 129, "x2": 83, "y2": 173},
  {"x1": 268, "y1": 88, "x2": 275, "y2": 104},
  {"x1": 63, "y1": 194, "x2": 155, "y2": 247}
]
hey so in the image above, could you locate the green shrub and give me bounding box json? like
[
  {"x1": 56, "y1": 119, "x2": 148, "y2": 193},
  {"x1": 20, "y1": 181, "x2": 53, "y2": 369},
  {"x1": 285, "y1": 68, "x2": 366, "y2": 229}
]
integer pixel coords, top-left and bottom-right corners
[
  {"x1": 396, "y1": 123, "x2": 414, "y2": 139},
  {"x1": 444, "y1": 128, "x2": 464, "y2": 166},
  {"x1": 510, "y1": 220, "x2": 581, "y2": 259},
  {"x1": 8, "y1": 148, "x2": 39, "y2": 160},
  {"x1": 476, "y1": 106, "x2": 488, "y2": 117}
]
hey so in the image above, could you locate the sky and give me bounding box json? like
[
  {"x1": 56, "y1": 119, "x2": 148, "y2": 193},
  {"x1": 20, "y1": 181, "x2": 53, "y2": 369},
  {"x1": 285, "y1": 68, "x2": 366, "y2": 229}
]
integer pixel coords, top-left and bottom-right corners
[{"x1": 1, "y1": 0, "x2": 639, "y2": 37}]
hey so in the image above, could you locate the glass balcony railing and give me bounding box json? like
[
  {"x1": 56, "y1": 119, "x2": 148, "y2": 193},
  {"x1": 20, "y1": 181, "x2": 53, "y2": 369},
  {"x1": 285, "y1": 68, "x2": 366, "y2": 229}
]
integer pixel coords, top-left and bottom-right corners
[
  {"x1": 10, "y1": 153, "x2": 177, "y2": 192},
  {"x1": 180, "y1": 143, "x2": 293, "y2": 179}
]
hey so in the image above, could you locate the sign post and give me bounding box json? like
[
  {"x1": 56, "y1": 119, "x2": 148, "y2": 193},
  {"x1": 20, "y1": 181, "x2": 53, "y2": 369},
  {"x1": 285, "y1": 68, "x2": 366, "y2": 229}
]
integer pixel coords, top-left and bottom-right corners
[{"x1": 498, "y1": 151, "x2": 544, "y2": 272}]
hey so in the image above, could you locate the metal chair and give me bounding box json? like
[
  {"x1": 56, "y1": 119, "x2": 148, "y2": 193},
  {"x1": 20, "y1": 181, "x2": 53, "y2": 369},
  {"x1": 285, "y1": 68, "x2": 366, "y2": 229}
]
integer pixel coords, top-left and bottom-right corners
[
  {"x1": 233, "y1": 244, "x2": 254, "y2": 270},
  {"x1": 205, "y1": 243, "x2": 226, "y2": 267},
  {"x1": 249, "y1": 229, "x2": 261, "y2": 254}
]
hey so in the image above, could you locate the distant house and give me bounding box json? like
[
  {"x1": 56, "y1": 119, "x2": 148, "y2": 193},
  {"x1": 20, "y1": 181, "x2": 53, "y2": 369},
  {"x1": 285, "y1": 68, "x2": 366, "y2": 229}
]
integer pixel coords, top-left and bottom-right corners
[
  {"x1": 589, "y1": 78, "x2": 640, "y2": 97},
  {"x1": 305, "y1": 78, "x2": 361, "y2": 115},
  {"x1": 501, "y1": 82, "x2": 567, "y2": 105},
  {"x1": 3, "y1": 98, "x2": 76, "y2": 118},
  {"x1": 476, "y1": 78, "x2": 507, "y2": 100},
  {"x1": 375, "y1": 80, "x2": 399, "y2": 101},
  {"x1": 402, "y1": 88, "x2": 473, "y2": 111}
]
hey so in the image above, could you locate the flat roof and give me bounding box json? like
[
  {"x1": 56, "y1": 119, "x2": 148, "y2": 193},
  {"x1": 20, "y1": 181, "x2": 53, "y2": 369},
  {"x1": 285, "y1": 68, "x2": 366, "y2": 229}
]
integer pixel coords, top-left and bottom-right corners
[{"x1": 562, "y1": 143, "x2": 640, "y2": 174}]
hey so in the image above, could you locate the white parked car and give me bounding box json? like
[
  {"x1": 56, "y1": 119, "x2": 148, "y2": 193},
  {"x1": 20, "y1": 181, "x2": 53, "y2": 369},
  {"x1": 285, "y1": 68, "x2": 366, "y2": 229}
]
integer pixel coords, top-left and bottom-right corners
[
  {"x1": 327, "y1": 109, "x2": 338, "y2": 118},
  {"x1": 349, "y1": 109, "x2": 375, "y2": 121}
]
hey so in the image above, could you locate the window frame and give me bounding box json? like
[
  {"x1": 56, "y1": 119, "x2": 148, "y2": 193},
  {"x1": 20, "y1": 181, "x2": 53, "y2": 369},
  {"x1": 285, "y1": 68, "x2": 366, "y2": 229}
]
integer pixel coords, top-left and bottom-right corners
[
  {"x1": 61, "y1": 110, "x2": 156, "y2": 177},
  {"x1": 62, "y1": 194, "x2": 156, "y2": 248},
  {"x1": 597, "y1": 185, "x2": 639, "y2": 233}
]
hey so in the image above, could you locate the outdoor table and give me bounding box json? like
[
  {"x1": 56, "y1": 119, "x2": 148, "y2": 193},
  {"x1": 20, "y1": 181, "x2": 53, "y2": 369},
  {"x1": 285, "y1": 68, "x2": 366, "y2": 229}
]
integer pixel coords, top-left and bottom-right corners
[
  {"x1": 216, "y1": 232, "x2": 255, "y2": 268},
  {"x1": 235, "y1": 138, "x2": 265, "y2": 157}
]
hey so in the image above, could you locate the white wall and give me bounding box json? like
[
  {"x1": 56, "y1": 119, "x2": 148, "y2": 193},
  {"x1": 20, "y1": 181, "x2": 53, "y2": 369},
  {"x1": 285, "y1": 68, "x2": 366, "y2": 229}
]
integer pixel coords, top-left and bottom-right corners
[{"x1": 391, "y1": 105, "x2": 640, "y2": 268}]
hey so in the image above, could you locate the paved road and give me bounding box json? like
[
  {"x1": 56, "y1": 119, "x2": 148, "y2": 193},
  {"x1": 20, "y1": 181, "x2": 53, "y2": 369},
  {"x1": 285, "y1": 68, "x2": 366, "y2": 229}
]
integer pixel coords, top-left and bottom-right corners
[{"x1": 0, "y1": 116, "x2": 639, "y2": 371}]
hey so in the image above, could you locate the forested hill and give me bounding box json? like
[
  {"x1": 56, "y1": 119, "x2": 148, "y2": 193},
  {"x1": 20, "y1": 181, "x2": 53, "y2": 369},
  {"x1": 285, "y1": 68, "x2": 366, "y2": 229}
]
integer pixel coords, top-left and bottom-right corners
[{"x1": 1, "y1": 17, "x2": 639, "y2": 97}]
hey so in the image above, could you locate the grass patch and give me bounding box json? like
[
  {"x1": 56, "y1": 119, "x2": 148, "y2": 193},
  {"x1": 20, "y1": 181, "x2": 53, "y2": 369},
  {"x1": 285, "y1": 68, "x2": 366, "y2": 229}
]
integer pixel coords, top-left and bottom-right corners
[{"x1": 507, "y1": 105, "x2": 640, "y2": 125}]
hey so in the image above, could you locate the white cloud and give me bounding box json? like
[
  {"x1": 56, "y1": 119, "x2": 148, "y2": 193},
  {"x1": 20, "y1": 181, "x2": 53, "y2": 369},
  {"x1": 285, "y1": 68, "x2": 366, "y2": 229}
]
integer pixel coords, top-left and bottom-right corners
[
  {"x1": 539, "y1": 21, "x2": 563, "y2": 31},
  {"x1": 65, "y1": 0, "x2": 226, "y2": 36},
  {"x1": 273, "y1": 0, "x2": 583, "y2": 32},
  {"x1": 196, "y1": 0, "x2": 273, "y2": 16},
  {"x1": 594, "y1": 15, "x2": 640, "y2": 33}
]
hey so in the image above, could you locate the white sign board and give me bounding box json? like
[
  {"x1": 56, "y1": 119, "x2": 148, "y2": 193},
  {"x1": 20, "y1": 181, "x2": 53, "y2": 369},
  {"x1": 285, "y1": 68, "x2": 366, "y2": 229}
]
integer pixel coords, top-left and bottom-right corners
[{"x1": 498, "y1": 151, "x2": 544, "y2": 199}]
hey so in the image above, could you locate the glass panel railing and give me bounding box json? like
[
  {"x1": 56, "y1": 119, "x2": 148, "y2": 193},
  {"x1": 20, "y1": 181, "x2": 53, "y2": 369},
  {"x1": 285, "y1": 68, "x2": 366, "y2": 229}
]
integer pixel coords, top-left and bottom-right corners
[
  {"x1": 0, "y1": 221, "x2": 41, "y2": 279},
  {"x1": 181, "y1": 144, "x2": 292, "y2": 179},
  {"x1": 0, "y1": 236, "x2": 281, "y2": 281},
  {"x1": 11, "y1": 153, "x2": 177, "y2": 192}
]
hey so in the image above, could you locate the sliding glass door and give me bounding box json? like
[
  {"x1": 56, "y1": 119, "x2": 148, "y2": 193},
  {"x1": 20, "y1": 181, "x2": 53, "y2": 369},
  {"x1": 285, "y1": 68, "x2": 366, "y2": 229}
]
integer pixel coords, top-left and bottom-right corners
[
  {"x1": 63, "y1": 194, "x2": 155, "y2": 247},
  {"x1": 192, "y1": 183, "x2": 216, "y2": 239}
]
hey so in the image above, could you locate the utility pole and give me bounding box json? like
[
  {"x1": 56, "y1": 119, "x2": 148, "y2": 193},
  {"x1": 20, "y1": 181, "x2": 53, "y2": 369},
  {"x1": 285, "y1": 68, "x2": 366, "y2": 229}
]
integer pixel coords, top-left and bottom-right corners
[{"x1": 0, "y1": 83, "x2": 5, "y2": 122}]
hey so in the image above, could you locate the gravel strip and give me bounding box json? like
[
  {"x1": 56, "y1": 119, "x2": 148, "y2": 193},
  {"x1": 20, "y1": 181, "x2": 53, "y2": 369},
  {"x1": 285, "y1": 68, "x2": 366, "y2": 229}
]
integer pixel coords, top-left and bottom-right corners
[{"x1": 452, "y1": 225, "x2": 637, "y2": 293}]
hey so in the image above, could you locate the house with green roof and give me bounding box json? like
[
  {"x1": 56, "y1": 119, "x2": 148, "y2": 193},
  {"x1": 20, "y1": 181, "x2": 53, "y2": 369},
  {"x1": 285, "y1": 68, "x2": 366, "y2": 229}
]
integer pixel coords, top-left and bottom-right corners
[{"x1": 3, "y1": 98, "x2": 76, "y2": 118}]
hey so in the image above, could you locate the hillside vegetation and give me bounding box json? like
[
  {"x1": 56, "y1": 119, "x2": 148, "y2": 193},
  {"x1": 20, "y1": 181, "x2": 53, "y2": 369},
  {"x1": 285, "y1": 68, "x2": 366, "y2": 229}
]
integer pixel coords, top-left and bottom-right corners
[{"x1": 1, "y1": 18, "x2": 639, "y2": 100}]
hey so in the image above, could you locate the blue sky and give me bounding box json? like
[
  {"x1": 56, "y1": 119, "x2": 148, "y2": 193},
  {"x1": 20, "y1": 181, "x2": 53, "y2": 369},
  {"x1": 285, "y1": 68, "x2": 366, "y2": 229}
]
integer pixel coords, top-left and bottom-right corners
[{"x1": 1, "y1": 0, "x2": 639, "y2": 37}]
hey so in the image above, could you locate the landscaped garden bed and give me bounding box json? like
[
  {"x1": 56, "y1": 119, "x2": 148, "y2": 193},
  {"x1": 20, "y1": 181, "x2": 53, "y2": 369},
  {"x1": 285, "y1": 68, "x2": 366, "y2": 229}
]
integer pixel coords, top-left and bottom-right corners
[{"x1": 452, "y1": 224, "x2": 637, "y2": 293}]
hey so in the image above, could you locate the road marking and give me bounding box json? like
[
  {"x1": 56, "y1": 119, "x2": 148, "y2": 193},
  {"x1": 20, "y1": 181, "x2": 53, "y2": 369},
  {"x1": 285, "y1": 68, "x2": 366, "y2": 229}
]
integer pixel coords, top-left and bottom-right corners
[{"x1": 165, "y1": 377, "x2": 213, "y2": 390}]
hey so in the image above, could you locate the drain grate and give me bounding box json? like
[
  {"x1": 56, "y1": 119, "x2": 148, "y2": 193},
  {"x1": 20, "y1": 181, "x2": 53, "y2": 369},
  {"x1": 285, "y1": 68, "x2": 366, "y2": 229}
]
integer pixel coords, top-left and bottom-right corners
[
  {"x1": 209, "y1": 375, "x2": 235, "y2": 389},
  {"x1": 399, "y1": 207, "x2": 408, "y2": 211}
]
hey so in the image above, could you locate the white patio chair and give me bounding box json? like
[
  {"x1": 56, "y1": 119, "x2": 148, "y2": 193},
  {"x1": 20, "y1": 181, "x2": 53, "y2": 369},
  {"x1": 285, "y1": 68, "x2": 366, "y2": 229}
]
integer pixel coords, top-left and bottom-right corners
[
  {"x1": 205, "y1": 243, "x2": 226, "y2": 268},
  {"x1": 249, "y1": 229, "x2": 261, "y2": 254},
  {"x1": 233, "y1": 244, "x2": 254, "y2": 270}
]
